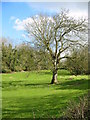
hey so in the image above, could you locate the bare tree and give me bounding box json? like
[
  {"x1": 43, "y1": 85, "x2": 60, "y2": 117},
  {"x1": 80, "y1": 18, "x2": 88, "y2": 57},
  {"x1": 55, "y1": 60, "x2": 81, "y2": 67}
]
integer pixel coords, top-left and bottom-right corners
[{"x1": 25, "y1": 10, "x2": 87, "y2": 84}]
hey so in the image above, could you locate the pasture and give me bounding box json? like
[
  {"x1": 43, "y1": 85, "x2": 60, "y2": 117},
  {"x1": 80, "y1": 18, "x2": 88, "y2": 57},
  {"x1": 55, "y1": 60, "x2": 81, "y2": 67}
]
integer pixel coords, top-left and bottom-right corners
[{"x1": 2, "y1": 70, "x2": 89, "y2": 118}]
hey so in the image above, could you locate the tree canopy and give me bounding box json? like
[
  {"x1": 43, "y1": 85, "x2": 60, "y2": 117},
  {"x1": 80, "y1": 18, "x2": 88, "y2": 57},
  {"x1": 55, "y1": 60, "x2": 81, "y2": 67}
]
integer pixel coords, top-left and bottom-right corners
[{"x1": 25, "y1": 10, "x2": 87, "y2": 84}]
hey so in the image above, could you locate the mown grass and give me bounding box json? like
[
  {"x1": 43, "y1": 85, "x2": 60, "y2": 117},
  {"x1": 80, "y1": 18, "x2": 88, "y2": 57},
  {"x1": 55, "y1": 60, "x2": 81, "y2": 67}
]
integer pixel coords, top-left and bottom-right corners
[{"x1": 1, "y1": 70, "x2": 89, "y2": 118}]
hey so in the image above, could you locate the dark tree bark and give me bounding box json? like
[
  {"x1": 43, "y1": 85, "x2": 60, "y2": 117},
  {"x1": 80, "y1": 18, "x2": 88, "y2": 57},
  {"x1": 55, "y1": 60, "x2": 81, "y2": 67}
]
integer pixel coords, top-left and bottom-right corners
[
  {"x1": 51, "y1": 59, "x2": 58, "y2": 84},
  {"x1": 51, "y1": 69, "x2": 57, "y2": 84}
]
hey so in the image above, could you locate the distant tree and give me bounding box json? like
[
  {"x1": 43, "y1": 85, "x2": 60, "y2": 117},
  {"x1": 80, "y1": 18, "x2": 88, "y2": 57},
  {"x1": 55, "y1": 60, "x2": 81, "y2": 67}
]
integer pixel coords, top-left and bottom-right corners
[
  {"x1": 25, "y1": 10, "x2": 87, "y2": 84},
  {"x1": 65, "y1": 45, "x2": 88, "y2": 75},
  {"x1": 34, "y1": 47, "x2": 53, "y2": 71},
  {"x1": 2, "y1": 39, "x2": 52, "y2": 73},
  {"x1": 2, "y1": 42, "x2": 12, "y2": 72},
  {"x1": 0, "y1": 40, "x2": 1, "y2": 73},
  {"x1": 17, "y1": 43, "x2": 36, "y2": 71}
]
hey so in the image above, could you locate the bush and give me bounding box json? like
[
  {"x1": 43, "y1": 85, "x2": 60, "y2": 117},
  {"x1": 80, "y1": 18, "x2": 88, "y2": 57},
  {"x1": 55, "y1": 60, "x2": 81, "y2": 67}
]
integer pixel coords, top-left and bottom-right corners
[
  {"x1": 2, "y1": 65, "x2": 11, "y2": 73},
  {"x1": 14, "y1": 66, "x2": 22, "y2": 72},
  {"x1": 64, "y1": 93, "x2": 90, "y2": 119},
  {"x1": 2, "y1": 68, "x2": 11, "y2": 73}
]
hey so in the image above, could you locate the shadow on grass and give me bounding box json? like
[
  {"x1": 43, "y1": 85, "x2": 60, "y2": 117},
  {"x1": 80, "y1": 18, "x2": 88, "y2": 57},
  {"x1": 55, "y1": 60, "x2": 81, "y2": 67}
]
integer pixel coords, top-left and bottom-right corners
[
  {"x1": 2, "y1": 79, "x2": 89, "y2": 118},
  {"x1": 56, "y1": 79, "x2": 89, "y2": 90},
  {"x1": 2, "y1": 93, "x2": 71, "y2": 118},
  {"x1": 3, "y1": 78, "x2": 89, "y2": 90},
  {"x1": 36, "y1": 70, "x2": 71, "y2": 76},
  {"x1": 3, "y1": 86, "x2": 85, "y2": 119},
  {"x1": 2, "y1": 81, "x2": 51, "y2": 89}
]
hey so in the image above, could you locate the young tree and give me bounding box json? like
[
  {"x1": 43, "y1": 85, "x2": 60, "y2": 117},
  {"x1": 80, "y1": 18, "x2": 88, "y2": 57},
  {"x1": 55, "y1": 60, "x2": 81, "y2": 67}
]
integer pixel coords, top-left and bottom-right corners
[{"x1": 25, "y1": 10, "x2": 87, "y2": 84}]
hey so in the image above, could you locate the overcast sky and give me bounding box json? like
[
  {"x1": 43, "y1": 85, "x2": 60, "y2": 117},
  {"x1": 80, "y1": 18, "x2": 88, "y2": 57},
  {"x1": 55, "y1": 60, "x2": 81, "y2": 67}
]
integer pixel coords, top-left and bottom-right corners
[{"x1": 1, "y1": 2, "x2": 88, "y2": 45}]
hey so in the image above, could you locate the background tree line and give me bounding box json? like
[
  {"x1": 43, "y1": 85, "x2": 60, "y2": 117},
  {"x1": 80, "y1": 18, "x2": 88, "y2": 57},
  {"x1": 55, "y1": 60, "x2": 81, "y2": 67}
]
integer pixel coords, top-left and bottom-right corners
[
  {"x1": 2, "y1": 38, "x2": 52, "y2": 73},
  {"x1": 64, "y1": 46, "x2": 88, "y2": 75},
  {"x1": 1, "y1": 38, "x2": 88, "y2": 75}
]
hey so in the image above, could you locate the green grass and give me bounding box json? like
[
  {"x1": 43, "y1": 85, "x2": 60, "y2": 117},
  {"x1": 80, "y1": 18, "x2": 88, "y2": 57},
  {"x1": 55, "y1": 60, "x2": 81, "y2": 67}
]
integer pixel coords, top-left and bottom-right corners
[{"x1": 1, "y1": 70, "x2": 89, "y2": 118}]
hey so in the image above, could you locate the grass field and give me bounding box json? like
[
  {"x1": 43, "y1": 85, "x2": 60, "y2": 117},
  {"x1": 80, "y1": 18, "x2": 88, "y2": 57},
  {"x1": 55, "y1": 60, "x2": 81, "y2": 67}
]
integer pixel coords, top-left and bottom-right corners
[{"x1": 1, "y1": 70, "x2": 89, "y2": 118}]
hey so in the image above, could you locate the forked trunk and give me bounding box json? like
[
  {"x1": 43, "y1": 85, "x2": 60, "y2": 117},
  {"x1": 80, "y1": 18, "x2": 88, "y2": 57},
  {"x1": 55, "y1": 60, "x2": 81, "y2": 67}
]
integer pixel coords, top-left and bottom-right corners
[{"x1": 51, "y1": 69, "x2": 58, "y2": 84}]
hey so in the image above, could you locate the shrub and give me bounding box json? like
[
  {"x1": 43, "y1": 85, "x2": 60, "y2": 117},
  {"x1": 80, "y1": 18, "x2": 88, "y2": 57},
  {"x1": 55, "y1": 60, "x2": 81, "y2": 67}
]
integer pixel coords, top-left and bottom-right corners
[
  {"x1": 2, "y1": 65, "x2": 11, "y2": 73},
  {"x1": 64, "y1": 93, "x2": 90, "y2": 119}
]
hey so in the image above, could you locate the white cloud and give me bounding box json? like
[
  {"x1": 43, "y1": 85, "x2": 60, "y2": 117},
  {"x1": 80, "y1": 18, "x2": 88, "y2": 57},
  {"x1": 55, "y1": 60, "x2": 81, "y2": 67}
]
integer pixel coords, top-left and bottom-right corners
[
  {"x1": 13, "y1": 16, "x2": 54, "y2": 31},
  {"x1": 22, "y1": 34, "x2": 26, "y2": 38},
  {"x1": 27, "y1": 2, "x2": 88, "y2": 15},
  {"x1": 13, "y1": 10, "x2": 87, "y2": 31},
  {"x1": 68, "y1": 10, "x2": 88, "y2": 19},
  {"x1": 10, "y1": 16, "x2": 16, "y2": 20},
  {"x1": 13, "y1": 17, "x2": 33, "y2": 31},
  {"x1": 14, "y1": 19, "x2": 24, "y2": 30}
]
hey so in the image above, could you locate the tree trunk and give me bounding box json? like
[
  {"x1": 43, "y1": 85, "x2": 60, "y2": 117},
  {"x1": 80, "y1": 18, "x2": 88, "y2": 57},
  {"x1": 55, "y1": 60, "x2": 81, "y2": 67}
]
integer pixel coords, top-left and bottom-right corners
[{"x1": 51, "y1": 69, "x2": 58, "y2": 84}]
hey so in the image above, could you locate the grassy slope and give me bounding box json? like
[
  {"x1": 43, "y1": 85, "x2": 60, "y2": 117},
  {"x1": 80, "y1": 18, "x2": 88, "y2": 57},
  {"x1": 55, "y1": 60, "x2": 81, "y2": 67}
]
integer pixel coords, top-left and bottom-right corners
[{"x1": 1, "y1": 70, "x2": 89, "y2": 118}]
